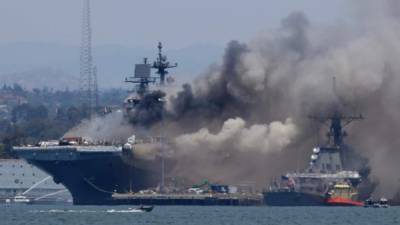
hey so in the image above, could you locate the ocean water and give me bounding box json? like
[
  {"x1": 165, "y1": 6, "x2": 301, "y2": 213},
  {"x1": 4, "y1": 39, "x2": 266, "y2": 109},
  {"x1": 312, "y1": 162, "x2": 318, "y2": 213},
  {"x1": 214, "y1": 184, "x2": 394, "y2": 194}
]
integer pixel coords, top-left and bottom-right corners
[{"x1": 1, "y1": 204, "x2": 399, "y2": 225}]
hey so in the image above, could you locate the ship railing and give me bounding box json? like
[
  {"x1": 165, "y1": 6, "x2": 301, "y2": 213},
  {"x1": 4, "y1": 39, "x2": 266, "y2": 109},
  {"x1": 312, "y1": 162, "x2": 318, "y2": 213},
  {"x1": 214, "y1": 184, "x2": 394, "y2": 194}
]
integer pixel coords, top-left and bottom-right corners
[
  {"x1": 286, "y1": 171, "x2": 360, "y2": 179},
  {"x1": 134, "y1": 136, "x2": 166, "y2": 144}
]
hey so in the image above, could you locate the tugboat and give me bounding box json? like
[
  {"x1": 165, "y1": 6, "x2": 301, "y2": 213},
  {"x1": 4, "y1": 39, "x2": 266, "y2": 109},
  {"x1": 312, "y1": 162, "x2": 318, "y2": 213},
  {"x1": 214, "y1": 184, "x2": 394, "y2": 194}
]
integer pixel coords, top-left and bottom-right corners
[
  {"x1": 325, "y1": 182, "x2": 364, "y2": 206},
  {"x1": 264, "y1": 110, "x2": 364, "y2": 206}
]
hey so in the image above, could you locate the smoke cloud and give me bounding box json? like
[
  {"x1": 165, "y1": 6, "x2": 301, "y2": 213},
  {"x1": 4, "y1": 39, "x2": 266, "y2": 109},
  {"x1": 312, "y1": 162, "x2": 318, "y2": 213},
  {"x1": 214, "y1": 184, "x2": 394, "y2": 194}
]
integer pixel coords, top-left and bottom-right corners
[
  {"x1": 175, "y1": 117, "x2": 297, "y2": 155},
  {"x1": 170, "y1": 118, "x2": 298, "y2": 183},
  {"x1": 66, "y1": 0, "x2": 400, "y2": 197},
  {"x1": 163, "y1": 2, "x2": 400, "y2": 196},
  {"x1": 64, "y1": 111, "x2": 134, "y2": 143}
]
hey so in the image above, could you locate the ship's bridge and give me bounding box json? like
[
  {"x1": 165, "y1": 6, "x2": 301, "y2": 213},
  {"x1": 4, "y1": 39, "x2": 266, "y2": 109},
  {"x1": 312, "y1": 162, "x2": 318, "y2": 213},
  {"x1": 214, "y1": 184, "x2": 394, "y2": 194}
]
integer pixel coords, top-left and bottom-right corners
[{"x1": 308, "y1": 146, "x2": 343, "y2": 174}]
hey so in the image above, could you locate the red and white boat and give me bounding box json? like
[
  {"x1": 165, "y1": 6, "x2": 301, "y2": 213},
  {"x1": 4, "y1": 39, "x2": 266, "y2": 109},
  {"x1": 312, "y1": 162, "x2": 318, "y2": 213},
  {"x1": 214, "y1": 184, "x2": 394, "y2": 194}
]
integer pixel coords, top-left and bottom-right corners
[{"x1": 325, "y1": 183, "x2": 364, "y2": 207}]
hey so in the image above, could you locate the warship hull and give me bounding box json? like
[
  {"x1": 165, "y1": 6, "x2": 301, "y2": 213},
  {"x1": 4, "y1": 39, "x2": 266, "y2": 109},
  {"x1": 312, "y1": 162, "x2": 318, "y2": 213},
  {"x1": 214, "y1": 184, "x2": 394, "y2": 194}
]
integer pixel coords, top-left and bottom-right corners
[
  {"x1": 13, "y1": 146, "x2": 160, "y2": 205},
  {"x1": 263, "y1": 191, "x2": 325, "y2": 206}
]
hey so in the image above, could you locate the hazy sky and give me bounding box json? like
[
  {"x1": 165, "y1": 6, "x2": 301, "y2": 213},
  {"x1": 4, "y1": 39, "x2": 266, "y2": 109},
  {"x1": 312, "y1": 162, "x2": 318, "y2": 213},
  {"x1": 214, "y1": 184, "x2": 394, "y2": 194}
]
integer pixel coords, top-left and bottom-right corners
[{"x1": 0, "y1": 0, "x2": 349, "y2": 48}]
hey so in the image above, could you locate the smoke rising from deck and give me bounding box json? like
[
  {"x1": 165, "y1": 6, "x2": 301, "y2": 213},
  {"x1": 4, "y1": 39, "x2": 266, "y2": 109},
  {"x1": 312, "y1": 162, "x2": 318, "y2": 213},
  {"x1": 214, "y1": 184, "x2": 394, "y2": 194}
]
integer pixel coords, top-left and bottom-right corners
[{"x1": 64, "y1": 111, "x2": 134, "y2": 143}]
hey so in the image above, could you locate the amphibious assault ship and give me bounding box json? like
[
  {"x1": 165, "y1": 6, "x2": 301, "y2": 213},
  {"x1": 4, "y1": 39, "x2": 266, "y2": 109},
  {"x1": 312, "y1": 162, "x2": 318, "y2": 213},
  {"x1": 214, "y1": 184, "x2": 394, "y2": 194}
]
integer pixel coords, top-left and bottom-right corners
[
  {"x1": 264, "y1": 111, "x2": 365, "y2": 206},
  {"x1": 13, "y1": 43, "x2": 176, "y2": 205}
]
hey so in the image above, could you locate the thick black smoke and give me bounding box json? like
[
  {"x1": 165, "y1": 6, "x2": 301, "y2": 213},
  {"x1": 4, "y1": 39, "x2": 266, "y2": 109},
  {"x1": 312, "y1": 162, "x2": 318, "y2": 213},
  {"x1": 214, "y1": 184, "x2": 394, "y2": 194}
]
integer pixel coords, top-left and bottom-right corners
[
  {"x1": 128, "y1": 90, "x2": 165, "y2": 127},
  {"x1": 157, "y1": 12, "x2": 318, "y2": 187},
  {"x1": 169, "y1": 41, "x2": 253, "y2": 130}
]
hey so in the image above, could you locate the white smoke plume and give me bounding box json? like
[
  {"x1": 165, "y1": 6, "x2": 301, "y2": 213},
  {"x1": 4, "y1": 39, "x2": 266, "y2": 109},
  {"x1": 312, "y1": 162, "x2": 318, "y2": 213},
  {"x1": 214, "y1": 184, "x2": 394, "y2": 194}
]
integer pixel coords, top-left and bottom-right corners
[
  {"x1": 64, "y1": 111, "x2": 134, "y2": 143},
  {"x1": 170, "y1": 118, "x2": 298, "y2": 184},
  {"x1": 175, "y1": 117, "x2": 297, "y2": 154}
]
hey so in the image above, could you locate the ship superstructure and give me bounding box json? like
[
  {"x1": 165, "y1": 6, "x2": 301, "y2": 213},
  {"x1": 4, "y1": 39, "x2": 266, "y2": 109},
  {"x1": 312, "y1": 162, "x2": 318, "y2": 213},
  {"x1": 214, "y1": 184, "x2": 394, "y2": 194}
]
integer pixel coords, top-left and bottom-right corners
[
  {"x1": 264, "y1": 111, "x2": 364, "y2": 206},
  {"x1": 124, "y1": 42, "x2": 177, "y2": 114}
]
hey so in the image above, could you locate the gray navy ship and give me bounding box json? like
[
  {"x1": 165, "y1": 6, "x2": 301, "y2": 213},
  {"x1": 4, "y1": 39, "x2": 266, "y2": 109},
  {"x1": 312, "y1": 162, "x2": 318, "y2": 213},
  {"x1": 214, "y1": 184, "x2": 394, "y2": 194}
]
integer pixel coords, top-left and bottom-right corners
[
  {"x1": 13, "y1": 43, "x2": 176, "y2": 205},
  {"x1": 263, "y1": 111, "x2": 365, "y2": 206}
]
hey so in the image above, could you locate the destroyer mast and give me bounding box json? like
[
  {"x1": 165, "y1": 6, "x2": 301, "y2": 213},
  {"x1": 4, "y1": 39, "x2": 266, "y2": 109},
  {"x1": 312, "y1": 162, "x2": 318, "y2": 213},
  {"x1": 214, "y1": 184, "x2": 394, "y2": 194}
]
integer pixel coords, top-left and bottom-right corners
[{"x1": 309, "y1": 111, "x2": 363, "y2": 147}]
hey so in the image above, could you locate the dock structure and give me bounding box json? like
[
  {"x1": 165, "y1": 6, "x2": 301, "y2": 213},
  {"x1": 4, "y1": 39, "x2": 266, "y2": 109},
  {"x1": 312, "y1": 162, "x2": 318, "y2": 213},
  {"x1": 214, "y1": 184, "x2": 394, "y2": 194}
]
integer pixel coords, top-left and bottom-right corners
[{"x1": 112, "y1": 193, "x2": 263, "y2": 206}]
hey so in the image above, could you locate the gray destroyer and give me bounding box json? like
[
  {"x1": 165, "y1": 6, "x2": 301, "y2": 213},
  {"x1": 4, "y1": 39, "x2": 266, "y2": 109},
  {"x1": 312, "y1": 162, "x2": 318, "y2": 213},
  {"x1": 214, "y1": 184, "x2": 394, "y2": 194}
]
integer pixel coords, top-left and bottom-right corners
[{"x1": 264, "y1": 111, "x2": 365, "y2": 206}]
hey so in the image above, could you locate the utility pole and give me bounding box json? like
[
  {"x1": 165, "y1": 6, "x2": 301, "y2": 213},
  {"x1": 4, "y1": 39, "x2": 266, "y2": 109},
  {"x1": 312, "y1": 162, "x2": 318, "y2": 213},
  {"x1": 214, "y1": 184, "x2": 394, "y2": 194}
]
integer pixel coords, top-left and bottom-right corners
[
  {"x1": 93, "y1": 66, "x2": 99, "y2": 110},
  {"x1": 158, "y1": 97, "x2": 166, "y2": 193}
]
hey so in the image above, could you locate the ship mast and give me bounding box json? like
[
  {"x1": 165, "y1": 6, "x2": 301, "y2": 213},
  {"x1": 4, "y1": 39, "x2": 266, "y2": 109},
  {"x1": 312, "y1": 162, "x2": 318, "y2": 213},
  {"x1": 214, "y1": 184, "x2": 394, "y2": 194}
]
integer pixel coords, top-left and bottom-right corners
[
  {"x1": 152, "y1": 42, "x2": 178, "y2": 85},
  {"x1": 125, "y1": 43, "x2": 178, "y2": 95},
  {"x1": 309, "y1": 111, "x2": 363, "y2": 147},
  {"x1": 309, "y1": 77, "x2": 363, "y2": 147}
]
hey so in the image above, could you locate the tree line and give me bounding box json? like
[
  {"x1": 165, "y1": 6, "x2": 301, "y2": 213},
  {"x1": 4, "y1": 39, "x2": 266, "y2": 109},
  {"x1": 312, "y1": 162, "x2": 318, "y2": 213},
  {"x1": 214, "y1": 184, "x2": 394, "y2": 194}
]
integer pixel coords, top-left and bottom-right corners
[{"x1": 0, "y1": 84, "x2": 126, "y2": 157}]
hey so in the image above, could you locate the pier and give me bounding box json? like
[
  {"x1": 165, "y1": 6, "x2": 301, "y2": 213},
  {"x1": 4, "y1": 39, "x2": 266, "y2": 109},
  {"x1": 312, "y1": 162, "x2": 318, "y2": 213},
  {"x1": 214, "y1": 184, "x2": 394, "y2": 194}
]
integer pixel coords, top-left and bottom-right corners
[{"x1": 112, "y1": 193, "x2": 263, "y2": 206}]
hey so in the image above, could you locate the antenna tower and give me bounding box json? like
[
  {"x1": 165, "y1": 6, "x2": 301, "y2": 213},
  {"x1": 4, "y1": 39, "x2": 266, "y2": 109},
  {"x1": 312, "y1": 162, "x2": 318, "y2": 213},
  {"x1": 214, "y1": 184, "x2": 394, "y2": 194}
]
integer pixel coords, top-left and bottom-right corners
[
  {"x1": 80, "y1": 0, "x2": 94, "y2": 116},
  {"x1": 93, "y1": 66, "x2": 99, "y2": 109},
  {"x1": 309, "y1": 77, "x2": 363, "y2": 147}
]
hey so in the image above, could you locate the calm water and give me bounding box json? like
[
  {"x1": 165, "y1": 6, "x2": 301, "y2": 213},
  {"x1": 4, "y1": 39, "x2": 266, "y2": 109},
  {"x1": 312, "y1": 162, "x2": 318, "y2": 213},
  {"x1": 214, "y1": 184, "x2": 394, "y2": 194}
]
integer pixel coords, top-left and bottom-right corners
[{"x1": 1, "y1": 204, "x2": 399, "y2": 225}]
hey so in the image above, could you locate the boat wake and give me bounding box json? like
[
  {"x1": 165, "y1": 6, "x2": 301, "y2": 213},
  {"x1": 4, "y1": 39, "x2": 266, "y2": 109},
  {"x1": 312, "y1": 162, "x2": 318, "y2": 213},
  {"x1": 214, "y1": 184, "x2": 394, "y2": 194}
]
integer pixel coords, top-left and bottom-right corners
[
  {"x1": 29, "y1": 208, "x2": 147, "y2": 214},
  {"x1": 106, "y1": 208, "x2": 145, "y2": 213},
  {"x1": 29, "y1": 209, "x2": 97, "y2": 213}
]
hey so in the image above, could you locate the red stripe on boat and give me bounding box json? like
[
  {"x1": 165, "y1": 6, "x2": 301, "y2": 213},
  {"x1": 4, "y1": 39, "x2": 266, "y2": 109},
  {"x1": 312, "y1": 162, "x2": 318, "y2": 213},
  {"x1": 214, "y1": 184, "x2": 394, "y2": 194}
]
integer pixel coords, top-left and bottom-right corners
[{"x1": 326, "y1": 197, "x2": 364, "y2": 207}]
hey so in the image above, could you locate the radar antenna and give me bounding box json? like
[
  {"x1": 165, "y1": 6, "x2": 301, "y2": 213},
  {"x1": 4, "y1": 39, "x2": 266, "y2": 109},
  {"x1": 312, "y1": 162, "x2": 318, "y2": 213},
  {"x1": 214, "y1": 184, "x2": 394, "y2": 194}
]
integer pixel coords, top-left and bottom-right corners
[
  {"x1": 125, "y1": 58, "x2": 157, "y2": 96},
  {"x1": 309, "y1": 112, "x2": 363, "y2": 147},
  {"x1": 309, "y1": 77, "x2": 363, "y2": 147},
  {"x1": 152, "y1": 42, "x2": 178, "y2": 85}
]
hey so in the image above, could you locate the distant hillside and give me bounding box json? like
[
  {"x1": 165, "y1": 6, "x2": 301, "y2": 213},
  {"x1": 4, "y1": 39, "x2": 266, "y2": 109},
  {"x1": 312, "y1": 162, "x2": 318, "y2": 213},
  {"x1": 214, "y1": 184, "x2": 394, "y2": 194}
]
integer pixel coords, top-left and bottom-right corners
[
  {"x1": 0, "y1": 68, "x2": 79, "y2": 90},
  {"x1": 0, "y1": 42, "x2": 223, "y2": 89}
]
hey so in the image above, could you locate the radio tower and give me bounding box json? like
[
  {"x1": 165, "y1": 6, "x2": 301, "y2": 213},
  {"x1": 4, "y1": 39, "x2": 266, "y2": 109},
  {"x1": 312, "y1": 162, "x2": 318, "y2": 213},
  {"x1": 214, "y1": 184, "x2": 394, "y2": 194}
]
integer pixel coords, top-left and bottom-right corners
[
  {"x1": 80, "y1": 0, "x2": 94, "y2": 117},
  {"x1": 93, "y1": 66, "x2": 99, "y2": 109}
]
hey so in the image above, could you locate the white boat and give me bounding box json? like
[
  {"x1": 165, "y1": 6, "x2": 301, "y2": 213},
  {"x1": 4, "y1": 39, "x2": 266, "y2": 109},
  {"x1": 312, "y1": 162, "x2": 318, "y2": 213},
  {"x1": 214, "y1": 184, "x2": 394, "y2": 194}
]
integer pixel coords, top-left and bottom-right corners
[
  {"x1": 13, "y1": 195, "x2": 30, "y2": 203},
  {"x1": 0, "y1": 159, "x2": 69, "y2": 202}
]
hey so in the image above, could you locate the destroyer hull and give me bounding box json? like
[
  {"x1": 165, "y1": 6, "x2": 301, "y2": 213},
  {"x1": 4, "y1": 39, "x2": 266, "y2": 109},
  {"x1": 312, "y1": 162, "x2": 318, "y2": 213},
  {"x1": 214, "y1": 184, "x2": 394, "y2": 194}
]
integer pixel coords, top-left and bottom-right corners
[
  {"x1": 263, "y1": 191, "x2": 325, "y2": 206},
  {"x1": 264, "y1": 192, "x2": 363, "y2": 207}
]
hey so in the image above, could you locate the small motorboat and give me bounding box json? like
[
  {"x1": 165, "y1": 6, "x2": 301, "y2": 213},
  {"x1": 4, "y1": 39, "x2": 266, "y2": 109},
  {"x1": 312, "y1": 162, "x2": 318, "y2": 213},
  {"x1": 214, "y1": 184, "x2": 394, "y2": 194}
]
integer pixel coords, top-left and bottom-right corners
[
  {"x1": 13, "y1": 195, "x2": 31, "y2": 204},
  {"x1": 376, "y1": 198, "x2": 389, "y2": 208},
  {"x1": 137, "y1": 205, "x2": 154, "y2": 212},
  {"x1": 364, "y1": 198, "x2": 389, "y2": 208}
]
